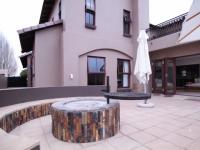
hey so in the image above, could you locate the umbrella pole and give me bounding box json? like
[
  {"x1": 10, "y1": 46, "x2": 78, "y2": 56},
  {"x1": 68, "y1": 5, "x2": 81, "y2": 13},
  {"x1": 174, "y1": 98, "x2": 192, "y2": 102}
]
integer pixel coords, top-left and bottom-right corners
[{"x1": 144, "y1": 73, "x2": 148, "y2": 104}]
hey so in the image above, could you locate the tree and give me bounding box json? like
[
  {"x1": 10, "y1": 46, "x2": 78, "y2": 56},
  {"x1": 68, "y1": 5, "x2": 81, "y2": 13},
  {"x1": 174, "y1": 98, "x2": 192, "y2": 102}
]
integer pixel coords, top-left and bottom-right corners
[
  {"x1": 20, "y1": 68, "x2": 27, "y2": 78},
  {"x1": 0, "y1": 32, "x2": 17, "y2": 76}
]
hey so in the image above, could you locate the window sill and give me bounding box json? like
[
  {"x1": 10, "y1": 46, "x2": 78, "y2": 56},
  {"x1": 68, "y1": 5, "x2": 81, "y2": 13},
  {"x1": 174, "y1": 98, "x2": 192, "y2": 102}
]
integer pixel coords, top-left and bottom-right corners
[
  {"x1": 85, "y1": 24, "x2": 96, "y2": 30},
  {"x1": 123, "y1": 34, "x2": 132, "y2": 38}
]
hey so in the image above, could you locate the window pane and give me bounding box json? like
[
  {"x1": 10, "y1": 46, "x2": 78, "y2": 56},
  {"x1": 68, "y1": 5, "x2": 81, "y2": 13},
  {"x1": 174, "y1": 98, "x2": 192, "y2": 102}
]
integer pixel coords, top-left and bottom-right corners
[
  {"x1": 86, "y1": 0, "x2": 91, "y2": 9},
  {"x1": 117, "y1": 74, "x2": 123, "y2": 88},
  {"x1": 155, "y1": 62, "x2": 163, "y2": 88},
  {"x1": 123, "y1": 61, "x2": 129, "y2": 73},
  {"x1": 90, "y1": 13, "x2": 94, "y2": 25},
  {"x1": 88, "y1": 57, "x2": 105, "y2": 85},
  {"x1": 123, "y1": 10, "x2": 131, "y2": 35},
  {"x1": 117, "y1": 59, "x2": 130, "y2": 88},
  {"x1": 90, "y1": 0, "x2": 95, "y2": 10},
  {"x1": 118, "y1": 61, "x2": 123, "y2": 73},
  {"x1": 88, "y1": 57, "x2": 105, "y2": 73},
  {"x1": 88, "y1": 57, "x2": 97, "y2": 72},
  {"x1": 85, "y1": 12, "x2": 90, "y2": 24},
  {"x1": 88, "y1": 74, "x2": 105, "y2": 85},
  {"x1": 97, "y1": 58, "x2": 105, "y2": 73},
  {"x1": 123, "y1": 74, "x2": 129, "y2": 87},
  {"x1": 124, "y1": 23, "x2": 130, "y2": 34}
]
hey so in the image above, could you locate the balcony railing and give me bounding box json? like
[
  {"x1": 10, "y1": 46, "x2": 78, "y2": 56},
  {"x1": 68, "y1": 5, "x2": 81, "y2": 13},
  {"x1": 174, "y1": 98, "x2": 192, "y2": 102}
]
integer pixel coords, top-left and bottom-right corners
[{"x1": 147, "y1": 13, "x2": 187, "y2": 40}]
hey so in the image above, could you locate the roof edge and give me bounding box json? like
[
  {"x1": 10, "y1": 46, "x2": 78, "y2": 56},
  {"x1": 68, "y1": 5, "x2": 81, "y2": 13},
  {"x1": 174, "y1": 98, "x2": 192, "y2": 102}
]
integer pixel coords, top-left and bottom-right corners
[{"x1": 18, "y1": 20, "x2": 63, "y2": 35}]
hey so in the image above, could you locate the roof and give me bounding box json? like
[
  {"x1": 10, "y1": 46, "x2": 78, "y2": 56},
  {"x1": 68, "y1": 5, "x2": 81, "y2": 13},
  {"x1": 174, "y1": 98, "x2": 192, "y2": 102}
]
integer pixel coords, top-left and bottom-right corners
[
  {"x1": 39, "y1": 0, "x2": 56, "y2": 24},
  {"x1": 19, "y1": 52, "x2": 32, "y2": 68},
  {"x1": 18, "y1": 20, "x2": 63, "y2": 53},
  {"x1": 147, "y1": 13, "x2": 187, "y2": 40}
]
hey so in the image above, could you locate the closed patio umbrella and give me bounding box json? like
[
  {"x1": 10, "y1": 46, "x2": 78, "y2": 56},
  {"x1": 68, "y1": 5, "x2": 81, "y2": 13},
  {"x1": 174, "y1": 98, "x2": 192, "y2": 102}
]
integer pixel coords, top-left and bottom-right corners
[{"x1": 134, "y1": 30, "x2": 154, "y2": 107}]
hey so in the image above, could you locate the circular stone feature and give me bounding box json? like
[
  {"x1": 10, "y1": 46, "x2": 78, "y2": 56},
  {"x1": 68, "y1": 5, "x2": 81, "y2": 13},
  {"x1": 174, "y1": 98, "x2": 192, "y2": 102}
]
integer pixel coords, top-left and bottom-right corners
[
  {"x1": 55, "y1": 100, "x2": 107, "y2": 111},
  {"x1": 51, "y1": 97, "x2": 120, "y2": 143}
]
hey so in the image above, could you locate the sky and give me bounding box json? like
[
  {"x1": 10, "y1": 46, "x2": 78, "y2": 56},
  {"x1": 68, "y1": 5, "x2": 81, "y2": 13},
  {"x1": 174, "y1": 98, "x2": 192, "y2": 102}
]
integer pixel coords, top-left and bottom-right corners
[
  {"x1": 0, "y1": 0, "x2": 43, "y2": 75},
  {"x1": 0, "y1": 0, "x2": 194, "y2": 75}
]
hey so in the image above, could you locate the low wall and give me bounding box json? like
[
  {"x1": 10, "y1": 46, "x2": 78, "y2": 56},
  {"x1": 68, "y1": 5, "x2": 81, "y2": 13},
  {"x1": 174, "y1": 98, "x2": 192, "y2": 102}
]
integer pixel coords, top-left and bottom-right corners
[
  {"x1": 0, "y1": 86, "x2": 105, "y2": 107},
  {"x1": 0, "y1": 103, "x2": 51, "y2": 132},
  {"x1": 7, "y1": 77, "x2": 27, "y2": 87},
  {"x1": 0, "y1": 75, "x2": 7, "y2": 89}
]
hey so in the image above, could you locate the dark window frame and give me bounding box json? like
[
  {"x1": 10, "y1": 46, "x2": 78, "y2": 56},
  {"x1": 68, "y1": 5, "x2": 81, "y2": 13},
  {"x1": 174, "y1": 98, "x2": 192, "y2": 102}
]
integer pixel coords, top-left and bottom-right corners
[
  {"x1": 123, "y1": 9, "x2": 131, "y2": 37},
  {"x1": 85, "y1": 0, "x2": 96, "y2": 29},
  {"x1": 87, "y1": 56, "x2": 106, "y2": 85},
  {"x1": 117, "y1": 59, "x2": 131, "y2": 88}
]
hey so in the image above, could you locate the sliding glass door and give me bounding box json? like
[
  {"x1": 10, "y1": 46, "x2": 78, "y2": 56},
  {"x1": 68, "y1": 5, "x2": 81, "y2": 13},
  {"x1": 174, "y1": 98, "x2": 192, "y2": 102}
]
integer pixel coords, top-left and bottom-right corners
[
  {"x1": 152, "y1": 58, "x2": 176, "y2": 95},
  {"x1": 164, "y1": 58, "x2": 176, "y2": 95},
  {"x1": 152, "y1": 60, "x2": 164, "y2": 93}
]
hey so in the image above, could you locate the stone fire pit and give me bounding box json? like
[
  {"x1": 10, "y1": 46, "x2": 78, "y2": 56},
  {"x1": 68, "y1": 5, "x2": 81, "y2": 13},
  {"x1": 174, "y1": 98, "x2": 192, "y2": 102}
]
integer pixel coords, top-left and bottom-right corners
[{"x1": 51, "y1": 97, "x2": 120, "y2": 143}]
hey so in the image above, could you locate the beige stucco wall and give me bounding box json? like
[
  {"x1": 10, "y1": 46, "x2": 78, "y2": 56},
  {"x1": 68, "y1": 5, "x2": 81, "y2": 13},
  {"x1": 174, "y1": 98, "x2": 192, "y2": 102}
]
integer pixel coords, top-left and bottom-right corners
[
  {"x1": 79, "y1": 49, "x2": 133, "y2": 92},
  {"x1": 150, "y1": 41, "x2": 200, "y2": 60},
  {"x1": 60, "y1": 0, "x2": 149, "y2": 91},
  {"x1": 149, "y1": 32, "x2": 180, "y2": 52},
  {"x1": 27, "y1": 55, "x2": 32, "y2": 87},
  {"x1": 176, "y1": 55, "x2": 200, "y2": 66},
  {"x1": 34, "y1": 25, "x2": 62, "y2": 87}
]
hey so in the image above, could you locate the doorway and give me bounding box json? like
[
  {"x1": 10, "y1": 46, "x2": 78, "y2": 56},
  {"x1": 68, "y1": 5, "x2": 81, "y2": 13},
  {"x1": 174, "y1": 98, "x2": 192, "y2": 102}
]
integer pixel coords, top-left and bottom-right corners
[
  {"x1": 176, "y1": 55, "x2": 200, "y2": 93},
  {"x1": 152, "y1": 58, "x2": 176, "y2": 95}
]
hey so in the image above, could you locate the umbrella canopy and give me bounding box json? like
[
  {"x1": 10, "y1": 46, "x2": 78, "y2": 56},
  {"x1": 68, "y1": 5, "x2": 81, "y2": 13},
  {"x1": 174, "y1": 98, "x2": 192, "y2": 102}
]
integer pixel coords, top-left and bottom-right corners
[{"x1": 134, "y1": 30, "x2": 152, "y2": 87}]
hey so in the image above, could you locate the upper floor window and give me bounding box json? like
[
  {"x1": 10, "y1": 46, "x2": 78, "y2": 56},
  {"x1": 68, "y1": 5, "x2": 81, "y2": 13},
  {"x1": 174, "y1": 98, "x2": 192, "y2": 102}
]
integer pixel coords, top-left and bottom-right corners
[
  {"x1": 85, "y1": 0, "x2": 96, "y2": 29},
  {"x1": 88, "y1": 56, "x2": 105, "y2": 85},
  {"x1": 123, "y1": 10, "x2": 131, "y2": 37}
]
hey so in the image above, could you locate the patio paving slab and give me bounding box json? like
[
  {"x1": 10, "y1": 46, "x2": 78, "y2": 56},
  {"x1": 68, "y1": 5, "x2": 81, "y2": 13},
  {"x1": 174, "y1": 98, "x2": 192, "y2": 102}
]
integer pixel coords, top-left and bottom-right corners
[
  {"x1": 175, "y1": 124, "x2": 200, "y2": 139},
  {"x1": 2, "y1": 94, "x2": 199, "y2": 150},
  {"x1": 145, "y1": 139, "x2": 183, "y2": 150},
  {"x1": 144, "y1": 126, "x2": 170, "y2": 138},
  {"x1": 161, "y1": 133, "x2": 193, "y2": 148},
  {"x1": 129, "y1": 131, "x2": 157, "y2": 144}
]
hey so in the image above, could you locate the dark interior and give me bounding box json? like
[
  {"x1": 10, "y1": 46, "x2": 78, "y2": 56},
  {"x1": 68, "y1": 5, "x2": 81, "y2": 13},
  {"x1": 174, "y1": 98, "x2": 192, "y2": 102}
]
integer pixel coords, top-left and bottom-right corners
[{"x1": 176, "y1": 64, "x2": 200, "y2": 88}]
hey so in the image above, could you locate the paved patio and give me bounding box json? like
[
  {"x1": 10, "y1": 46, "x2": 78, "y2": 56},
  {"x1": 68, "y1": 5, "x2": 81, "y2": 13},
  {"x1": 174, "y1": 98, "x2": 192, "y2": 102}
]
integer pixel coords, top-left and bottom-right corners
[{"x1": 10, "y1": 95, "x2": 200, "y2": 150}]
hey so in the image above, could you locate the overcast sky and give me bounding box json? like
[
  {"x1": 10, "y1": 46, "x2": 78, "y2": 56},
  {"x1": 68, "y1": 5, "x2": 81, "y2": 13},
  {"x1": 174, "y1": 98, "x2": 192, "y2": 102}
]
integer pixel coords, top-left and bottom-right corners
[{"x1": 0, "y1": 0, "x2": 193, "y2": 75}]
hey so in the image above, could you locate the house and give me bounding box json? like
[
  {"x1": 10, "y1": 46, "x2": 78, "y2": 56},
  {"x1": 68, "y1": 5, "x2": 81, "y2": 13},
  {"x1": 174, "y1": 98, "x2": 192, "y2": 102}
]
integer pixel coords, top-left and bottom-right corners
[
  {"x1": 18, "y1": 0, "x2": 149, "y2": 92},
  {"x1": 148, "y1": 0, "x2": 200, "y2": 94}
]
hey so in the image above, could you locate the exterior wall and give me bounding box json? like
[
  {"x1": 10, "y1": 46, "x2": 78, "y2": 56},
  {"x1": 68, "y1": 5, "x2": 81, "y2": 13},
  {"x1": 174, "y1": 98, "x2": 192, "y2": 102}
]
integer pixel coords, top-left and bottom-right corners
[
  {"x1": 150, "y1": 41, "x2": 200, "y2": 60},
  {"x1": 176, "y1": 55, "x2": 200, "y2": 66},
  {"x1": 61, "y1": 0, "x2": 149, "y2": 91},
  {"x1": 0, "y1": 74, "x2": 7, "y2": 89},
  {"x1": 79, "y1": 49, "x2": 133, "y2": 92},
  {"x1": 34, "y1": 25, "x2": 62, "y2": 87},
  {"x1": 27, "y1": 55, "x2": 32, "y2": 87},
  {"x1": 149, "y1": 32, "x2": 180, "y2": 52},
  {"x1": 0, "y1": 70, "x2": 8, "y2": 89},
  {"x1": 132, "y1": 0, "x2": 150, "y2": 92},
  {"x1": 0, "y1": 86, "x2": 105, "y2": 107}
]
